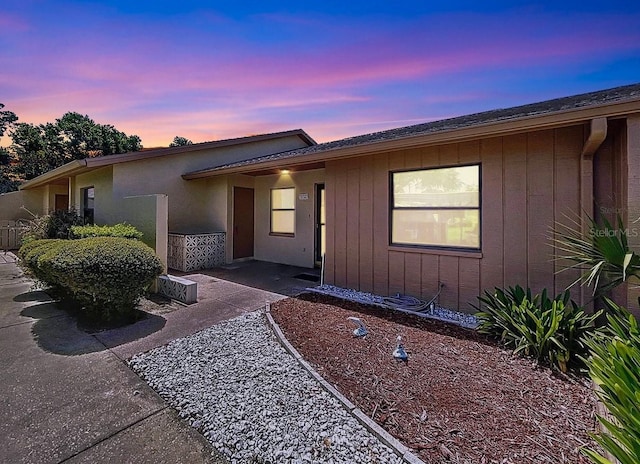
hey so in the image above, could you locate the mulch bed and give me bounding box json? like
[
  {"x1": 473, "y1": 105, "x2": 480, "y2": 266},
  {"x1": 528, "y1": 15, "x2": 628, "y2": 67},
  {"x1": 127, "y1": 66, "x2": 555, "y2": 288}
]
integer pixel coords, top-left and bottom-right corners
[{"x1": 270, "y1": 293, "x2": 599, "y2": 464}]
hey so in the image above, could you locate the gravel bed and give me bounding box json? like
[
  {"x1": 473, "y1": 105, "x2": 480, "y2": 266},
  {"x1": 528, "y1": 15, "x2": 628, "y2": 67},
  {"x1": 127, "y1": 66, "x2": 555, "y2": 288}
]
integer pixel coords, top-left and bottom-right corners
[
  {"x1": 308, "y1": 284, "x2": 478, "y2": 329},
  {"x1": 129, "y1": 311, "x2": 404, "y2": 464}
]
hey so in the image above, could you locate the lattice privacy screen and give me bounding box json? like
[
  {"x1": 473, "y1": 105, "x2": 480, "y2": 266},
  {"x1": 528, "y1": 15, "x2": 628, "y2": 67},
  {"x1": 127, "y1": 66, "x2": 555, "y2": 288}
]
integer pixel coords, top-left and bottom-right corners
[{"x1": 167, "y1": 233, "x2": 225, "y2": 272}]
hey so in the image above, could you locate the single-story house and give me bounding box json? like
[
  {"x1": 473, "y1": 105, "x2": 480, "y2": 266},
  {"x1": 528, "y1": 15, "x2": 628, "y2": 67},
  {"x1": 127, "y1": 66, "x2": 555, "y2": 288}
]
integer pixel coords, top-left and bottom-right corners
[
  {"x1": 0, "y1": 129, "x2": 318, "y2": 267},
  {"x1": 2, "y1": 83, "x2": 639, "y2": 315}
]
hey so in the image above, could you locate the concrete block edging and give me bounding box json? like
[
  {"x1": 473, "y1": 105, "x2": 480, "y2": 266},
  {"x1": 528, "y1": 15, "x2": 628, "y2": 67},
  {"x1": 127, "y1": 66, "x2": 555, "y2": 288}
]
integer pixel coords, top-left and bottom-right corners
[
  {"x1": 264, "y1": 304, "x2": 425, "y2": 464},
  {"x1": 157, "y1": 274, "x2": 197, "y2": 304}
]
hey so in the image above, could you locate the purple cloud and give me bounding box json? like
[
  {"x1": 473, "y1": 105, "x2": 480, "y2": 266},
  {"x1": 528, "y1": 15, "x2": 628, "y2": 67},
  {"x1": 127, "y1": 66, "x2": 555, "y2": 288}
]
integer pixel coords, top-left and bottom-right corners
[{"x1": 1, "y1": 5, "x2": 638, "y2": 146}]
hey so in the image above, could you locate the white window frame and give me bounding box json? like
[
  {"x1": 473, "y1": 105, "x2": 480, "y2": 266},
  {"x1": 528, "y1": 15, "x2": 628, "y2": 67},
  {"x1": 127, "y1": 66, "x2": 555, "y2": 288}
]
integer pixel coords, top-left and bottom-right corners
[{"x1": 270, "y1": 187, "x2": 295, "y2": 236}]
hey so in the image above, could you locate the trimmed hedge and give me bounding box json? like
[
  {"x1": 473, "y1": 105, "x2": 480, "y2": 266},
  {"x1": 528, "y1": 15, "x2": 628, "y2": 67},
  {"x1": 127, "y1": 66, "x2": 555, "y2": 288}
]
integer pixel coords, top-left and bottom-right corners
[
  {"x1": 70, "y1": 223, "x2": 143, "y2": 240},
  {"x1": 19, "y1": 237, "x2": 163, "y2": 319},
  {"x1": 19, "y1": 239, "x2": 66, "y2": 287}
]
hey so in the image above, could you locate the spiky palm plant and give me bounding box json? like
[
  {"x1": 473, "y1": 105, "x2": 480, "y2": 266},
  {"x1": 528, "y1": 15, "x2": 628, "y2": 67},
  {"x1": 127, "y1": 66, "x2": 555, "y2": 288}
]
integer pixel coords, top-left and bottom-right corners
[
  {"x1": 553, "y1": 214, "x2": 640, "y2": 297},
  {"x1": 553, "y1": 214, "x2": 640, "y2": 464}
]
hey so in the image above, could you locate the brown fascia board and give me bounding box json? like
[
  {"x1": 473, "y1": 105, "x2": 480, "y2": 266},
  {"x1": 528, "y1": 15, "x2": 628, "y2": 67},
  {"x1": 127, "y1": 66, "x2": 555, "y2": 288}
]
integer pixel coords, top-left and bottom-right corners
[
  {"x1": 183, "y1": 97, "x2": 640, "y2": 180},
  {"x1": 19, "y1": 129, "x2": 316, "y2": 189}
]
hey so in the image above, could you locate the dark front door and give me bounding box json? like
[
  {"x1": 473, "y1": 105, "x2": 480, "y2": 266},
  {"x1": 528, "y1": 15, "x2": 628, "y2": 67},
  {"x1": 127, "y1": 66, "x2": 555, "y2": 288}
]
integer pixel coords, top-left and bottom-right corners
[
  {"x1": 233, "y1": 187, "x2": 255, "y2": 259},
  {"x1": 54, "y1": 194, "x2": 69, "y2": 211},
  {"x1": 315, "y1": 183, "x2": 325, "y2": 264}
]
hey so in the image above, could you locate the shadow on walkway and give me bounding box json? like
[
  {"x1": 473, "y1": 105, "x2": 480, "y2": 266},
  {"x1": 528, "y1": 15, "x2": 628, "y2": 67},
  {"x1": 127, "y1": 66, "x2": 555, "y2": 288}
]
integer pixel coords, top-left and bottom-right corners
[
  {"x1": 13, "y1": 290, "x2": 53, "y2": 303},
  {"x1": 18, "y1": 295, "x2": 167, "y2": 356}
]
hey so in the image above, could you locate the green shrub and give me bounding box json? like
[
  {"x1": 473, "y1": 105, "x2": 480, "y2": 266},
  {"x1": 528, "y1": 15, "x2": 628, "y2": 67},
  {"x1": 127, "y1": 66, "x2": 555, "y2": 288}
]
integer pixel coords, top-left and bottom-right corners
[
  {"x1": 18, "y1": 238, "x2": 61, "y2": 262},
  {"x1": 42, "y1": 237, "x2": 163, "y2": 319},
  {"x1": 20, "y1": 208, "x2": 85, "y2": 244},
  {"x1": 47, "y1": 208, "x2": 86, "y2": 239},
  {"x1": 20, "y1": 237, "x2": 163, "y2": 320},
  {"x1": 70, "y1": 223, "x2": 143, "y2": 240},
  {"x1": 474, "y1": 285, "x2": 602, "y2": 372},
  {"x1": 553, "y1": 214, "x2": 640, "y2": 298},
  {"x1": 582, "y1": 300, "x2": 640, "y2": 464},
  {"x1": 552, "y1": 213, "x2": 640, "y2": 463},
  {"x1": 18, "y1": 239, "x2": 66, "y2": 286},
  {"x1": 19, "y1": 215, "x2": 50, "y2": 244}
]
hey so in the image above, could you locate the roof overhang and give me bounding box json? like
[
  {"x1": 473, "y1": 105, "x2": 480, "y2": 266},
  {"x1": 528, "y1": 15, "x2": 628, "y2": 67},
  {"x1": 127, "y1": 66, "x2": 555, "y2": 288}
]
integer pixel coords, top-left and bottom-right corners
[
  {"x1": 19, "y1": 160, "x2": 88, "y2": 190},
  {"x1": 183, "y1": 97, "x2": 640, "y2": 180},
  {"x1": 222, "y1": 161, "x2": 326, "y2": 177},
  {"x1": 18, "y1": 128, "x2": 316, "y2": 190}
]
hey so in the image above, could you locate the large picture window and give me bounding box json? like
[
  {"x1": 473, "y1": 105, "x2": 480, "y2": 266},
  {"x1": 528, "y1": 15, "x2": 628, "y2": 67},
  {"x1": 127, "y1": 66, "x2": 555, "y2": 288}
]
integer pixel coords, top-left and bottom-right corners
[
  {"x1": 271, "y1": 187, "x2": 295, "y2": 235},
  {"x1": 391, "y1": 164, "x2": 480, "y2": 249}
]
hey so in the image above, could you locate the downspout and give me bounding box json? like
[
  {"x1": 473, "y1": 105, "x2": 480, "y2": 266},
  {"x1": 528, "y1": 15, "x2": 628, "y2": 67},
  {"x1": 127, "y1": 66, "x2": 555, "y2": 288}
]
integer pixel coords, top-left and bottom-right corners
[
  {"x1": 582, "y1": 117, "x2": 608, "y2": 158},
  {"x1": 579, "y1": 117, "x2": 607, "y2": 309},
  {"x1": 580, "y1": 117, "x2": 607, "y2": 227}
]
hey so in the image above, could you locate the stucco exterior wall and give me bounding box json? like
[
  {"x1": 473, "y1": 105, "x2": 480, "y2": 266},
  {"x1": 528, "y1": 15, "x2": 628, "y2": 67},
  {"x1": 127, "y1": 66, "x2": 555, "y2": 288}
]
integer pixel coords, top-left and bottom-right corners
[
  {"x1": 120, "y1": 194, "x2": 169, "y2": 271},
  {"x1": 111, "y1": 134, "x2": 308, "y2": 234},
  {"x1": 324, "y1": 124, "x2": 599, "y2": 313},
  {"x1": 205, "y1": 176, "x2": 230, "y2": 233},
  {"x1": 0, "y1": 189, "x2": 44, "y2": 220},
  {"x1": 74, "y1": 166, "x2": 114, "y2": 225},
  {"x1": 253, "y1": 169, "x2": 325, "y2": 268}
]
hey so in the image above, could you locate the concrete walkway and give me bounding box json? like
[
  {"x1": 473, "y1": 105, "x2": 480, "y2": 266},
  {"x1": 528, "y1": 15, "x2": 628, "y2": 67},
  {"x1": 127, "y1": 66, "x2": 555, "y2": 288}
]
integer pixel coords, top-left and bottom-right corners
[
  {"x1": 173, "y1": 259, "x2": 321, "y2": 297},
  {"x1": 0, "y1": 256, "x2": 287, "y2": 464}
]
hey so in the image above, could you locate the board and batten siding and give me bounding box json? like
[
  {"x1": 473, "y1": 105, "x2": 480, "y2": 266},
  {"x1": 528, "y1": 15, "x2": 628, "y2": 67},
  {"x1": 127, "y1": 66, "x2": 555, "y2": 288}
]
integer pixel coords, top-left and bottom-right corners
[{"x1": 324, "y1": 124, "x2": 592, "y2": 313}]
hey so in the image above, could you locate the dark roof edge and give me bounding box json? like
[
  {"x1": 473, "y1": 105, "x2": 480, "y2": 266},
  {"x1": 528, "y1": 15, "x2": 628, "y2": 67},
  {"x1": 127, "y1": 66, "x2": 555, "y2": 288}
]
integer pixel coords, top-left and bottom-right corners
[
  {"x1": 19, "y1": 128, "x2": 315, "y2": 189},
  {"x1": 183, "y1": 82, "x2": 640, "y2": 178},
  {"x1": 19, "y1": 160, "x2": 87, "y2": 190},
  {"x1": 85, "y1": 128, "x2": 316, "y2": 167}
]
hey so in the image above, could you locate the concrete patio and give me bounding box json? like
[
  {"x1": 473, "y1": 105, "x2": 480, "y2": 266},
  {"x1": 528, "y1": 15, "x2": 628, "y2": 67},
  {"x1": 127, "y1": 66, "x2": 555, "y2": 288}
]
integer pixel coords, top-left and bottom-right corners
[
  {"x1": 172, "y1": 259, "x2": 322, "y2": 297},
  {"x1": 0, "y1": 256, "x2": 319, "y2": 463}
]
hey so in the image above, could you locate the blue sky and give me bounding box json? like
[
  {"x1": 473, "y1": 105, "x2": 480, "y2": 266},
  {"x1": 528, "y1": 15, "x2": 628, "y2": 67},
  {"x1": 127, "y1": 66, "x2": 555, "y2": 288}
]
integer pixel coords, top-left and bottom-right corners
[{"x1": 1, "y1": 0, "x2": 639, "y2": 146}]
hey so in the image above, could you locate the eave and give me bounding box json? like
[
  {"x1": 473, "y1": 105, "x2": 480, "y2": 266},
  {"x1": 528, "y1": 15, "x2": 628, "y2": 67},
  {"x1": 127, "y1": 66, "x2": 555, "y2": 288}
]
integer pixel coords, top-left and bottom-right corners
[
  {"x1": 19, "y1": 160, "x2": 88, "y2": 190},
  {"x1": 18, "y1": 128, "x2": 316, "y2": 190},
  {"x1": 182, "y1": 97, "x2": 640, "y2": 180}
]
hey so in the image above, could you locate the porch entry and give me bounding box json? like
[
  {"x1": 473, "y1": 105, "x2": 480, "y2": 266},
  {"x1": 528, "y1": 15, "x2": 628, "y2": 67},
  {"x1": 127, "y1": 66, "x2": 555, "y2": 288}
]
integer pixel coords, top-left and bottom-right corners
[
  {"x1": 54, "y1": 194, "x2": 69, "y2": 211},
  {"x1": 233, "y1": 187, "x2": 255, "y2": 259},
  {"x1": 315, "y1": 183, "x2": 325, "y2": 265}
]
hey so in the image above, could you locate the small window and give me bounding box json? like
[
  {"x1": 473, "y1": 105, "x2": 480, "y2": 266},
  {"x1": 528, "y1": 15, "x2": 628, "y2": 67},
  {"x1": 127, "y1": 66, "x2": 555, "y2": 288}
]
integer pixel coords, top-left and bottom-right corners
[
  {"x1": 271, "y1": 187, "x2": 295, "y2": 235},
  {"x1": 391, "y1": 164, "x2": 480, "y2": 249},
  {"x1": 82, "y1": 187, "x2": 95, "y2": 224}
]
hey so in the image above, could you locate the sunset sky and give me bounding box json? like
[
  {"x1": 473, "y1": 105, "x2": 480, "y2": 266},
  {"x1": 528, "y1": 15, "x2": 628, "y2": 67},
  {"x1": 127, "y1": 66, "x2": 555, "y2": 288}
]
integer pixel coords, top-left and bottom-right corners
[{"x1": 2, "y1": 1, "x2": 639, "y2": 147}]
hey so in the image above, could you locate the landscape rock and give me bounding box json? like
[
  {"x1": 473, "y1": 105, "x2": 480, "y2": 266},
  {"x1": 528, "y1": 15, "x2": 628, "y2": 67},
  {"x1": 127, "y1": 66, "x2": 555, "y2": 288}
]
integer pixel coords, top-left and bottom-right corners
[{"x1": 129, "y1": 311, "x2": 404, "y2": 464}]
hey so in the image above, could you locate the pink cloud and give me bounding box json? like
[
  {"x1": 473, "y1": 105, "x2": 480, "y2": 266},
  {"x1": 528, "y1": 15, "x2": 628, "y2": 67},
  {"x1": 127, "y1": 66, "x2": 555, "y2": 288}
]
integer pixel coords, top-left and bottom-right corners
[
  {"x1": 2, "y1": 7, "x2": 638, "y2": 148},
  {"x1": 7, "y1": 9, "x2": 638, "y2": 99},
  {"x1": 114, "y1": 13, "x2": 638, "y2": 97}
]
